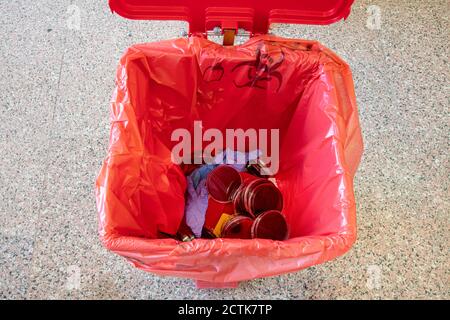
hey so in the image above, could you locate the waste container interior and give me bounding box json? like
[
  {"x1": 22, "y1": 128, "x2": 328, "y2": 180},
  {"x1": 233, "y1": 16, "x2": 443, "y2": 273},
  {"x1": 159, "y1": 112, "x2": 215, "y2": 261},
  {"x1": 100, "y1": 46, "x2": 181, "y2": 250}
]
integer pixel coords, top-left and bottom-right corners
[{"x1": 105, "y1": 35, "x2": 357, "y2": 241}]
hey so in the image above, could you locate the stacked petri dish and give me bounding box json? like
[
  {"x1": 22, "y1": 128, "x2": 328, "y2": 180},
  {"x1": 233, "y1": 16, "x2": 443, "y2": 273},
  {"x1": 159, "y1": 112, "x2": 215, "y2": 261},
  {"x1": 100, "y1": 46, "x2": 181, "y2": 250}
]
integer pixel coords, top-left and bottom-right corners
[{"x1": 205, "y1": 165, "x2": 289, "y2": 240}]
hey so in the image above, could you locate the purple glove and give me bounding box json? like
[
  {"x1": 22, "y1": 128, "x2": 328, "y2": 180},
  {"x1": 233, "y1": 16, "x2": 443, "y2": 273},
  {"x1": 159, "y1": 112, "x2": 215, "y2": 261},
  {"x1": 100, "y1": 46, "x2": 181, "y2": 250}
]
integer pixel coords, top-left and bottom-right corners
[{"x1": 185, "y1": 178, "x2": 209, "y2": 238}]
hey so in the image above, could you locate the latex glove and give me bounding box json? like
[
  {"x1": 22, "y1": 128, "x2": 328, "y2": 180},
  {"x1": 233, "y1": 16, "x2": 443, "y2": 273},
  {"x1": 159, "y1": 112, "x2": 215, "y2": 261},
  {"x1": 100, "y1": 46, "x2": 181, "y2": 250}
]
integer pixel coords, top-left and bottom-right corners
[{"x1": 185, "y1": 178, "x2": 209, "y2": 238}]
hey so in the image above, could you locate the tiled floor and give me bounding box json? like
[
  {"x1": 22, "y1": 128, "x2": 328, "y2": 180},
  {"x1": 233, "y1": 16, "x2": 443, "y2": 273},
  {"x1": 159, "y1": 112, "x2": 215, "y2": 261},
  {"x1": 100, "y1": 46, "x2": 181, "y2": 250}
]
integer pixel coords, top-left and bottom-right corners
[{"x1": 0, "y1": 0, "x2": 448, "y2": 299}]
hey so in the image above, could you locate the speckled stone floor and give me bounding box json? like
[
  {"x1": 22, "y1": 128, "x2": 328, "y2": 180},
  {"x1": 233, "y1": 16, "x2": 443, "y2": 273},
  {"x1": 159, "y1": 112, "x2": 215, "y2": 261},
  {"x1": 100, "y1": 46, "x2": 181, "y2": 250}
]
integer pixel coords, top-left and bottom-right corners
[{"x1": 0, "y1": 0, "x2": 448, "y2": 300}]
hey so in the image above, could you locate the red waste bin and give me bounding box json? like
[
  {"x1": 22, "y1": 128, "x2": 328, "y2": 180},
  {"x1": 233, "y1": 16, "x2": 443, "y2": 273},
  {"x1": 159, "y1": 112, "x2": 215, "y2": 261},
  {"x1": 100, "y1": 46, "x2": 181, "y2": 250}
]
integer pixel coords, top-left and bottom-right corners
[{"x1": 96, "y1": 0, "x2": 363, "y2": 288}]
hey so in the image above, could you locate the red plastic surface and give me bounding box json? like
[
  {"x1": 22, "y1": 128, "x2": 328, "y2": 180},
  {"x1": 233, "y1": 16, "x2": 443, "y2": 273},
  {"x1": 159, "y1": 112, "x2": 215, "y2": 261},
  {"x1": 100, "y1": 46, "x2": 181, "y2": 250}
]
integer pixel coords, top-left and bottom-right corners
[
  {"x1": 108, "y1": 0, "x2": 355, "y2": 34},
  {"x1": 96, "y1": 35, "x2": 363, "y2": 285}
]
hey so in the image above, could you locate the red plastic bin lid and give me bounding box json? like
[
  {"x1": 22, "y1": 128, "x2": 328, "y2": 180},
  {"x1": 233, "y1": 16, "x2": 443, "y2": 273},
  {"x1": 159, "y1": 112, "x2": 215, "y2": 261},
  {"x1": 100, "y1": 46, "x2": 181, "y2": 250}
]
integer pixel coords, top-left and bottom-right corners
[{"x1": 108, "y1": 0, "x2": 355, "y2": 35}]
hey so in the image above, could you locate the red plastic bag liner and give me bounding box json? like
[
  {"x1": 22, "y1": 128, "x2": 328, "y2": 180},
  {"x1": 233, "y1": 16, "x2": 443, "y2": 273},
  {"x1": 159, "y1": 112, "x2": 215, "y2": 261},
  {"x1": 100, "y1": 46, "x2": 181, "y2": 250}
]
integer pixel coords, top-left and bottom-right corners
[{"x1": 96, "y1": 35, "x2": 363, "y2": 285}]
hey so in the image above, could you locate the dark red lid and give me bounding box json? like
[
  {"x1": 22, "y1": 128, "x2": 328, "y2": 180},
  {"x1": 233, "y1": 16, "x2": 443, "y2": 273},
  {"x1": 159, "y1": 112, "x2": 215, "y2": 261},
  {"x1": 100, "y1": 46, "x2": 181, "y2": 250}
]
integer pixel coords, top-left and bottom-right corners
[
  {"x1": 221, "y1": 216, "x2": 253, "y2": 239},
  {"x1": 109, "y1": 0, "x2": 355, "y2": 34},
  {"x1": 206, "y1": 165, "x2": 241, "y2": 203},
  {"x1": 248, "y1": 182, "x2": 283, "y2": 216},
  {"x1": 251, "y1": 210, "x2": 288, "y2": 241}
]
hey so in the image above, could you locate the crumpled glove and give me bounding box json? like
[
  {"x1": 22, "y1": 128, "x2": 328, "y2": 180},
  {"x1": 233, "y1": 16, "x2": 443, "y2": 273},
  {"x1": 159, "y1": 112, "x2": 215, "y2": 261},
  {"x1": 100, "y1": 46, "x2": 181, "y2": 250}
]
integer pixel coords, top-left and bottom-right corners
[{"x1": 185, "y1": 178, "x2": 209, "y2": 238}]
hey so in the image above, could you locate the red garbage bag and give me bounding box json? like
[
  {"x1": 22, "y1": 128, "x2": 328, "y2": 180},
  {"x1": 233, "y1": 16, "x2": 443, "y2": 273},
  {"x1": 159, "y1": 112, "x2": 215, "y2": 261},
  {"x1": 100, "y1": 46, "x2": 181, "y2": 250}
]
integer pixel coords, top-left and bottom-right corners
[{"x1": 95, "y1": 35, "x2": 363, "y2": 286}]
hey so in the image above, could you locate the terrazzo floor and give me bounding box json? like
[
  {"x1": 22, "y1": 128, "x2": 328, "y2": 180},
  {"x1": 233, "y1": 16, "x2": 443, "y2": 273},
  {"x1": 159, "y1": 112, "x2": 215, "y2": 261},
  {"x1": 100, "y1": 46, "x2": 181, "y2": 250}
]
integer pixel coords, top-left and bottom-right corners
[{"x1": 0, "y1": 0, "x2": 448, "y2": 299}]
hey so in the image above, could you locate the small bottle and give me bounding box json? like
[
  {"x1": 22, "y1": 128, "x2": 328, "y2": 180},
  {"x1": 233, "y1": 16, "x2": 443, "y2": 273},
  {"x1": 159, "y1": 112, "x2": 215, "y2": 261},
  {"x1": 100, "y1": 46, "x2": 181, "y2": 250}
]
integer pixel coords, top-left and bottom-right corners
[
  {"x1": 246, "y1": 158, "x2": 274, "y2": 177},
  {"x1": 176, "y1": 218, "x2": 195, "y2": 242}
]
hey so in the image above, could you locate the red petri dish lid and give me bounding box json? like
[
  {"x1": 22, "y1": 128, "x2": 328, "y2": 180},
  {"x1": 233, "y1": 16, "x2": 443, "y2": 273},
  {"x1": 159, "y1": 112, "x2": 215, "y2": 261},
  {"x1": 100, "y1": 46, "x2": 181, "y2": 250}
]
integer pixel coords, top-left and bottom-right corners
[
  {"x1": 231, "y1": 184, "x2": 246, "y2": 213},
  {"x1": 251, "y1": 210, "x2": 289, "y2": 241},
  {"x1": 221, "y1": 216, "x2": 253, "y2": 239},
  {"x1": 242, "y1": 178, "x2": 268, "y2": 213},
  {"x1": 206, "y1": 165, "x2": 242, "y2": 203},
  {"x1": 249, "y1": 181, "x2": 283, "y2": 215},
  {"x1": 240, "y1": 172, "x2": 259, "y2": 183}
]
